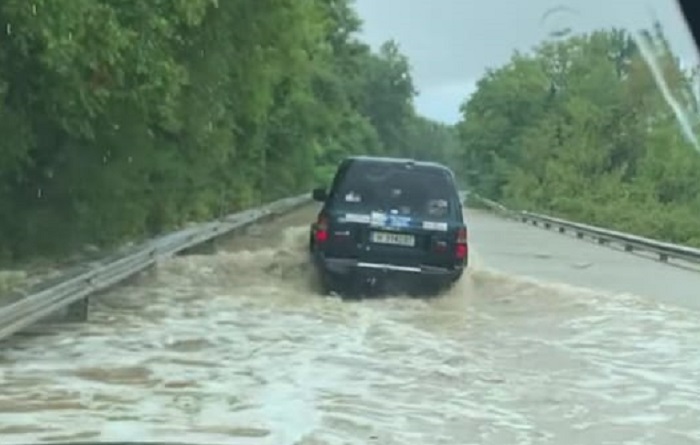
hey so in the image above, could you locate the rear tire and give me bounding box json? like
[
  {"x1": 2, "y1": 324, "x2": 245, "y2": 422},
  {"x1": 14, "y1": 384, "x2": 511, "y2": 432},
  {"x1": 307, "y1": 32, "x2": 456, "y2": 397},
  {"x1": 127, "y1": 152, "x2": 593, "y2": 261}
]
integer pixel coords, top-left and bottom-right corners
[
  {"x1": 424, "y1": 274, "x2": 462, "y2": 297},
  {"x1": 429, "y1": 279, "x2": 450, "y2": 297},
  {"x1": 320, "y1": 270, "x2": 343, "y2": 294},
  {"x1": 322, "y1": 271, "x2": 364, "y2": 299}
]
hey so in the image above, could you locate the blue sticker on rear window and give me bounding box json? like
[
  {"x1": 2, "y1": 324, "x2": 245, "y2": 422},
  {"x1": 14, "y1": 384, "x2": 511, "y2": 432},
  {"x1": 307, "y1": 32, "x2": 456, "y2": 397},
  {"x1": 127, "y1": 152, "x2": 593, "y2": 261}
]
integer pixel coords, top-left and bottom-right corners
[
  {"x1": 387, "y1": 215, "x2": 411, "y2": 228},
  {"x1": 370, "y1": 212, "x2": 413, "y2": 228}
]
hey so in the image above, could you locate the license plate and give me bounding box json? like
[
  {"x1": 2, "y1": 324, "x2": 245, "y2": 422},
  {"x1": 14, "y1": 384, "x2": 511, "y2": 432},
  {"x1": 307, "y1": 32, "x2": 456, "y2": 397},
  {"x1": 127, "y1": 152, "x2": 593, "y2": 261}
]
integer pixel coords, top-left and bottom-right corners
[{"x1": 370, "y1": 231, "x2": 415, "y2": 247}]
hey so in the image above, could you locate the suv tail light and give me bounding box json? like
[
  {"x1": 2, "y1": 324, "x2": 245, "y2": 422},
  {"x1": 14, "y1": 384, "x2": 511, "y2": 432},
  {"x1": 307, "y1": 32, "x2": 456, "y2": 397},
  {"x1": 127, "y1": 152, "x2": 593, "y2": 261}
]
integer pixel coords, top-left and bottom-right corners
[
  {"x1": 456, "y1": 227, "x2": 468, "y2": 259},
  {"x1": 314, "y1": 215, "x2": 329, "y2": 243}
]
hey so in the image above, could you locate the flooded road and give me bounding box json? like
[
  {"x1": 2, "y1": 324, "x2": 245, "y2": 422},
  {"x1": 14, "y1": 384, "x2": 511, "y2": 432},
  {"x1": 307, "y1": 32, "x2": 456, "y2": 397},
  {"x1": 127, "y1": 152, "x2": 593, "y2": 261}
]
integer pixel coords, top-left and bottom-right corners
[
  {"x1": 466, "y1": 208, "x2": 700, "y2": 309},
  {"x1": 2, "y1": 204, "x2": 700, "y2": 444}
]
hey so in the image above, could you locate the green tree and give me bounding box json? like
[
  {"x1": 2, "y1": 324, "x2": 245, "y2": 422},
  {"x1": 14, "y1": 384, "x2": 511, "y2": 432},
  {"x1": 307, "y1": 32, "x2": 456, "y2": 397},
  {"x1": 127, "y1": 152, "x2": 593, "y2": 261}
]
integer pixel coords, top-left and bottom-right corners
[
  {"x1": 0, "y1": 0, "x2": 453, "y2": 266},
  {"x1": 457, "y1": 25, "x2": 700, "y2": 246}
]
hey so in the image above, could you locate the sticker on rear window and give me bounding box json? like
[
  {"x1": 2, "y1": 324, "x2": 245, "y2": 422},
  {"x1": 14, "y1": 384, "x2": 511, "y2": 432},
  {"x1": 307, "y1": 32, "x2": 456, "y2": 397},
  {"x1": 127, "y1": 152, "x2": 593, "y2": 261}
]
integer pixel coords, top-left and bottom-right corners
[
  {"x1": 344, "y1": 192, "x2": 361, "y2": 202},
  {"x1": 427, "y1": 199, "x2": 449, "y2": 217},
  {"x1": 370, "y1": 211, "x2": 387, "y2": 226},
  {"x1": 423, "y1": 221, "x2": 448, "y2": 231},
  {"x1": 370, "y1": 212, "x2": 412, "y2": 228},
  {"x1": 341, "y1": 213, "x2": 370, "y2": 223},
  {"x1": 387, "y1": 215, "x2": 411, "y2": 228}
]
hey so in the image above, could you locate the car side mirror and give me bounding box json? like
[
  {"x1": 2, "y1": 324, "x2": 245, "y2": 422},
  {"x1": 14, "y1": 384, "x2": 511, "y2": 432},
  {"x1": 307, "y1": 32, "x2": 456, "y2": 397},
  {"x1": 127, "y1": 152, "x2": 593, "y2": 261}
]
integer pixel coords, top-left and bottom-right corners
[{"x1": 312, "y1": 187, "x2": 327, "y2": 202}]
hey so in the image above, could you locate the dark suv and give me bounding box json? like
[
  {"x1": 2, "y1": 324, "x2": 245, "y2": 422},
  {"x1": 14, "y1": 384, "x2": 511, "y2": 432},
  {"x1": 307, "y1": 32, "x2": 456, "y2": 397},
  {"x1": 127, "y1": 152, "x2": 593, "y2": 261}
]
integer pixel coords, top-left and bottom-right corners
[{"x1": 309, "y1": 156, "x2": 468, "y2": 296}]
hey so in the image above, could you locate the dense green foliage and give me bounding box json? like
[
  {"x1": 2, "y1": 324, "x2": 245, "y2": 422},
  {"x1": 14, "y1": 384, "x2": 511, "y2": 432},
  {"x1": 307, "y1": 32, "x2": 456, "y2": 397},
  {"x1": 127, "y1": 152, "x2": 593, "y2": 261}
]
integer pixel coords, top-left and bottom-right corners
[
  {"x1": 458, "y1": 25, "x2": 700, "y2": 246},
  {"x1": 0, "y1": 0, "x2": 456, "y2": 264}
]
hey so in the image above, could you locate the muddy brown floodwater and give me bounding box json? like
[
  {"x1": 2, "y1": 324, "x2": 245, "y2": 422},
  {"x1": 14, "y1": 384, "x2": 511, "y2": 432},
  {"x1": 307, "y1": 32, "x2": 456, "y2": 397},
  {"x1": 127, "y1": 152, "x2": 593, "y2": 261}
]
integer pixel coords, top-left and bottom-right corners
[{"x1": 1, "y1": 204, "x2": 700, "y2": 445}]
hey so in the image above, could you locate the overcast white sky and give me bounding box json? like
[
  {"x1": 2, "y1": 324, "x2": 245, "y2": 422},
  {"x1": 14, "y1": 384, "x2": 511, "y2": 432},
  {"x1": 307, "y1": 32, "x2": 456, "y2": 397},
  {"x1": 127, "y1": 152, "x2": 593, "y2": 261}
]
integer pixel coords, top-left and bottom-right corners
[{"x1": 353, "y1": 0, "x2": 698, "y2": 123}]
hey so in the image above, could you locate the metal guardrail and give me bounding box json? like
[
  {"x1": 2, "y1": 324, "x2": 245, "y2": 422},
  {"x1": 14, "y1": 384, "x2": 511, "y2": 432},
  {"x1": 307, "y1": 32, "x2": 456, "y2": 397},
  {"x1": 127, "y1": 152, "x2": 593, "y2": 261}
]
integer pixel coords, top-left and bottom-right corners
[
  {"x1": 467, "y1": 192, "x2": 700, "y2": 265},
  {"x1": 0, "y1": 193, "x2": 312, "y2": 341}
]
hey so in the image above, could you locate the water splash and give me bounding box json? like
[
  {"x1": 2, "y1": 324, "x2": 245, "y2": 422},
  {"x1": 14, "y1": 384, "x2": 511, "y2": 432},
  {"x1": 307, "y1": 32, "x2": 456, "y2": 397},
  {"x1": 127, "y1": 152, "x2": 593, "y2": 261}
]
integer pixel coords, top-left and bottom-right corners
[{"x1": 2, "y1": 206, "x2": 700, "y2": 443}]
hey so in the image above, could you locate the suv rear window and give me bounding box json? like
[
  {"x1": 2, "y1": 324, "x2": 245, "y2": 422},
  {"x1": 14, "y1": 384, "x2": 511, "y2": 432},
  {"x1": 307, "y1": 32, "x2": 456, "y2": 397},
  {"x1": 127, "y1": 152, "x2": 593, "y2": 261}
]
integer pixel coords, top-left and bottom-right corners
[{"x1": 331, "y1": 162, "x2": 457, "y2": 219}]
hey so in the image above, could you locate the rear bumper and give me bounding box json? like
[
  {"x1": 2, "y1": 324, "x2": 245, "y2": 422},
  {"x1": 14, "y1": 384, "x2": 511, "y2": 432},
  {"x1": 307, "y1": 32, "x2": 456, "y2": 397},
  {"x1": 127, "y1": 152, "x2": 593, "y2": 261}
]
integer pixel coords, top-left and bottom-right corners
[{"x1": 315, "y1": 255, "x2": 464, "y2": 280}]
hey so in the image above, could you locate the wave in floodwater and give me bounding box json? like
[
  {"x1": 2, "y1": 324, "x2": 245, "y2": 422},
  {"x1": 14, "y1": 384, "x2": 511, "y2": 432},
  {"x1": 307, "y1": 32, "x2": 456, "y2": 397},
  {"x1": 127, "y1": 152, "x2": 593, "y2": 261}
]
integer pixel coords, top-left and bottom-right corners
[{"x1": 1, "y1": 222, "x2": 700, "y2": 445}]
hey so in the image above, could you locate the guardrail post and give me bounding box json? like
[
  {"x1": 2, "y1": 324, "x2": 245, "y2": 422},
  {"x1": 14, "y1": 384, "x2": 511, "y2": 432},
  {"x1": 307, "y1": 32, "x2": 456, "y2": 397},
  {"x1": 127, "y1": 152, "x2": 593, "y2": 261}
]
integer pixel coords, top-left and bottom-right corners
[
  {"x1": 659, "y1": 253, "x2": 669, "y2": 262},
  {"x1": 65, "y1": 297, "x2": 89, "y2": 322},
  {"x1": 180, "y1": 238, "x2": 217, "y2": 255}
]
